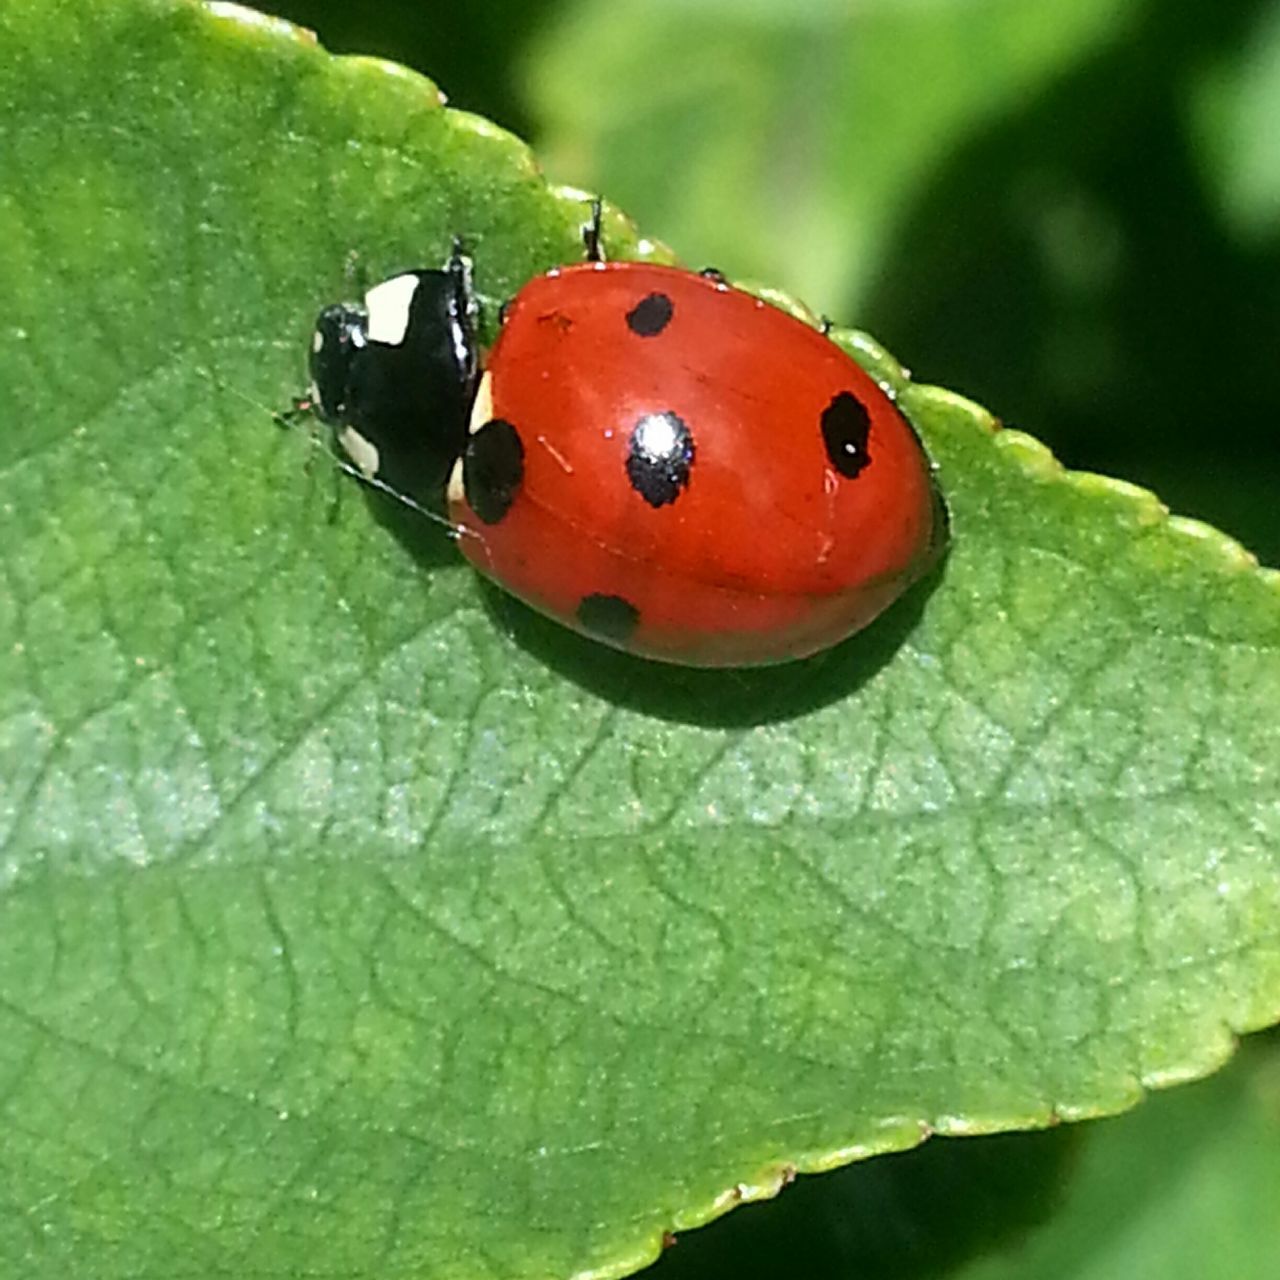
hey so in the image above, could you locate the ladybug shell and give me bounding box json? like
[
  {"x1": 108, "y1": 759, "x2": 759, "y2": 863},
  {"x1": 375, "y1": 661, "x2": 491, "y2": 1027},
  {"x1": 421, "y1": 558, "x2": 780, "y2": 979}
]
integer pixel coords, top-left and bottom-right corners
[{"x1": 448, "y1": 262, "x2": 944, "y2": 667}]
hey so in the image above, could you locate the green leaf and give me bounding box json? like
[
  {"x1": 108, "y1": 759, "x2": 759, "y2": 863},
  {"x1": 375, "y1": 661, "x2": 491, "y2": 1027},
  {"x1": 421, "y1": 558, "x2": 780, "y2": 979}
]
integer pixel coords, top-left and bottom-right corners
[
  {"x1": 0, "y1": 3, "x2": 1277, "y2": 1279},
  {"x1": 522, "y1": 0, "x2": 1142, "y2": 313},
  {"x1": 955, "y1": 1029, "x2": 1280, "y2": 1280},
  {"x1": 1189, "y1": 0, "x2": 1280, "y2": 245},
  {"x1": 654, "y1": 1028, "x2": 1280, "y2": 1279}
]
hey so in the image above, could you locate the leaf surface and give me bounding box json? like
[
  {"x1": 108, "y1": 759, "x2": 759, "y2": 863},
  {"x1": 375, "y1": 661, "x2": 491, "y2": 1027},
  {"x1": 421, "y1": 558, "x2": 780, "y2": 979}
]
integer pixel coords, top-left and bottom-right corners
[{"x1": 0, "y1": 3, "x2": 1277, "y2": 1277}]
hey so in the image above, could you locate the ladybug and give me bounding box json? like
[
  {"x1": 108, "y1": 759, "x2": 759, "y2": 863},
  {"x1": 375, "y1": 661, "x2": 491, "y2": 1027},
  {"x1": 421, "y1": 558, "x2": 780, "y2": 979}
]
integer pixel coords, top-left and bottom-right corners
[{"x1": 307, "y1": 210, "x2": 946, "y2": 667}]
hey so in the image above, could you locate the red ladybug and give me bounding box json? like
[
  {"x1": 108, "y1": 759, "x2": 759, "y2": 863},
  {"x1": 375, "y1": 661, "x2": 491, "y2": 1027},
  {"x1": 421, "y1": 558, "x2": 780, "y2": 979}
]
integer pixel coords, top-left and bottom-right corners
[{"x1": 307, "y1": 215, "x2": 946, "y2": 667}]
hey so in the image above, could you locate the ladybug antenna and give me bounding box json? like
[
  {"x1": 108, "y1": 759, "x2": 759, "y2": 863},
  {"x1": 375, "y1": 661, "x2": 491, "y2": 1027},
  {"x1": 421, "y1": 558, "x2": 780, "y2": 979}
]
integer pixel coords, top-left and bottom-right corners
[
  {"x1": 582, "y1": 197, "x2": 606, "y2": 264},
  {"x1": 190, "y1": 364, "x2": 476, "y2": 544}
]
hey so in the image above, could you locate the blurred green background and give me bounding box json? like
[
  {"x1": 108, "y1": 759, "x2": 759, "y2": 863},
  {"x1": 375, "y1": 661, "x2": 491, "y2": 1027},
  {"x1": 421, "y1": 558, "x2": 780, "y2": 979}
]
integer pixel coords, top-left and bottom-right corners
[
  {"x1": 264, "y1": 2, "x2": 1280, "y2": 1276},
  {"x1": 271, "y1": 0, "x2": 1279, "y2": 570}
]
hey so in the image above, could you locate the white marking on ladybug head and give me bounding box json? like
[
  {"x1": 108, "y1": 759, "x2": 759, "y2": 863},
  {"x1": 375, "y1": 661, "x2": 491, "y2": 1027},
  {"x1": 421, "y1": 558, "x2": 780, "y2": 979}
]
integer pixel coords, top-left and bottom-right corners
[
  {"x1": 364, "y1": 273, "x2": 420, "y2": 346},
  {"x1": 467, "y1": 371, "x2": 494, "y2": 435},
  {"x1": 311, "y1": 329, "x2": 324, "y2": 354},
  {"x1": 337, "y1": 425, "x2": 381, "y2": 480}
]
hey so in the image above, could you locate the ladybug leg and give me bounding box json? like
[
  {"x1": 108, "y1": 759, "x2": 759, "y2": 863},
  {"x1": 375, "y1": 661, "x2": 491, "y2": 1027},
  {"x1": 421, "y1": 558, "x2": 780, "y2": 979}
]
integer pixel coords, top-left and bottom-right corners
[
  {"x1": 497, "y1": 296, "x2": 514, "y2": 326},
  {"x1": 270, "y1": 391, "x2": 344, "y2": 491},
  {"x1": 819, "y1": 315, "x2": 834, "y2": 336},
  {"x1": 700, "y1": 267, "x2": 727, "y2": 284},
  {"x1": 274, "y1": 397, "x2": 332, "y2": 483},
  {"x1": 274, "y1": 397, "x2": 312, "y2": 431},
  {"x1": 274, "y1": 397, "x2": 326, "y2": 475},
  {"x1": 323, "y1": 465, "x2": 346, "y2": 524},
  {"x1": 342, "y1": 247, "x2": 371, "y2": 296},
  {"x1": 582, "y1": 197, "x2": 606, "y2": 263}
]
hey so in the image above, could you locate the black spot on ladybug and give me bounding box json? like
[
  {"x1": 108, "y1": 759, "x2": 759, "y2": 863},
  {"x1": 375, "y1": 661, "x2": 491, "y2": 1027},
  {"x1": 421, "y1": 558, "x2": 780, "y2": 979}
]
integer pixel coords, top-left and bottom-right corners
[
  {"x1": 626, "y1": 411, "x2": 694, "y2": 508},
  {"x1": 577, "y1": 593, "x2": 640, "y2": 644},
  {"x1": 464, "y1": 418, "x2": 524, "y2": 524},
  {"x1": 821, "y1": 391, "x2": 872, "y2": 479},
  {"x1": 626, "y1": 292, "x2": 674, "y2": 337}
]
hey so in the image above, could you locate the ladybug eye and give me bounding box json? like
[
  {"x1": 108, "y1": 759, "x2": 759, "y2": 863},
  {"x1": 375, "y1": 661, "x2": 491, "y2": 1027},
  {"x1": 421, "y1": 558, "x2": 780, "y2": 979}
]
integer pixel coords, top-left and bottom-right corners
[{"x1": 626, "y1": 411, "x2": 694, "y2": 508}]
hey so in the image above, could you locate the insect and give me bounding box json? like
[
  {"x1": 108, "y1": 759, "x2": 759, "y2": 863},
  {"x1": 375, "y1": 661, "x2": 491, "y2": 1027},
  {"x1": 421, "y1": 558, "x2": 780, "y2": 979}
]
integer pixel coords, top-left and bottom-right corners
[{"x1": 306, "y1": 207, "x2": 946, "y2": 666}]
